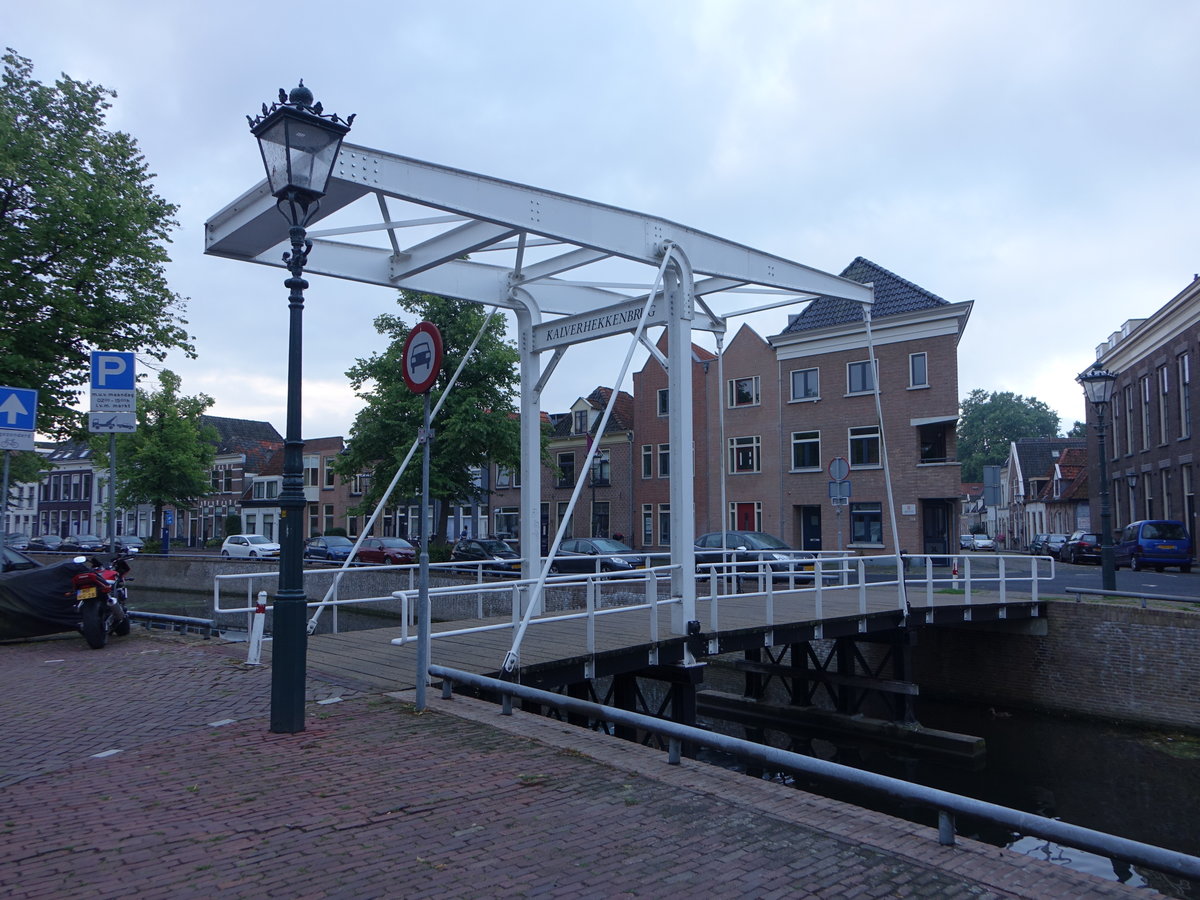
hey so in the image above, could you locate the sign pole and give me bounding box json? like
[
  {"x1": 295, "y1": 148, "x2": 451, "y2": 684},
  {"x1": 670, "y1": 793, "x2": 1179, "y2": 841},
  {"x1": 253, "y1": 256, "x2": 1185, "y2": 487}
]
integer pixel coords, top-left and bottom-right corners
[
  {"x1": 108, "y1": 433, "x2": 117, "y2": 554},
  {"x1": 401, "y1": 320, "x2": 443, "y2": 711},
  {"x1": 1, "y1": 450, "x2": 9, "y2": 535}
]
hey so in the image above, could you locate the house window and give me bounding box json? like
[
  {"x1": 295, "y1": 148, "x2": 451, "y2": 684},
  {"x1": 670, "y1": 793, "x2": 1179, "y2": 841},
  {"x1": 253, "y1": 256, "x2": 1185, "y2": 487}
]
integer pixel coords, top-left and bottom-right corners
[
  {"x1": 557, "y1": 452, "x2": 575, "y2": 488},
  {"x1": 304, "y1": 454, "x2": 319, "y2": 487},
  {"x1": 1183, "y1": 464, "x2": 1195, "y2": 525},
  {"x1": 591, "y1": 501, "x2": 610, "y2": 538},
  {"x1": 641, "y1": 504, "x2": 653, "y2": 547},
  {"x1": 1158, "y1": 366, "x2": 1170, "y2": 443},
  {"x1": 849, "y1": 425, "x2": 881, "y2": 467},
  {"x1": 352, "y1": 473, "x2": 369, "y2": 495},
  {"x1": 1141, "y1": 376, "x2": 1152, "y2": 450},
  {"x1": 909, "y1": 352, "x2": 928, "y2": 388},
  {"x1": 850, "y1": 502, "x2": 883, "y2": 545},
  {"x1": 728, "y1": 435, "x2": 761, "y2": 474},
  {"x1": 658, "y1": 444, "x2": 670, "y2": 477},
  {"x1": 790, "y1": 367, "x2": 819, "y2": 401},
  {"x1": 574, "y1": 410, "x2": 589, "y2": 435},
  {"x1": 1111, "y1": 393, "x2": 1122, "y2": 459},
  {"x1": 1162, "y1": 469, "x2": 1172, "y2": 519},
  {"x1": 1123, "y1": 385, "x2": 1134, "y2": 454},
  {"x1": 727, "y1": 375, "x2": 760, "y2": 408},
  {"x1": 494, "y1": 507, "x2": 519, "y2": 540},
  {"x1": 591, "y1": 449, "x2": 611, "y2": 485},
  {"x1": 1179, "y1": 353, "x2": 1191, "y2": 439},
  {"x1": 323, "y1": 504, "x2": 335, "y2": 534},
  {"x1": 557, "y1": 501, "x2": 573, "y2": 539},
  {"x1": 657, "y1": 389, "x2": 669, "y2": 416},
  {"x1": 324, "y1": 461, "x2": 336, "y2": 488},
  {"x1": 918, "y1": 424, "x2": 947, "y2": 463},
  {"x1": 496, "y1": 465, "x2": 513, "y2": 488},
  {"x1": 791, "y1": 431, "x2": 820, "y2": 470},
  {"x1": 847, "y1": 360, "x2": 875, "y2": 394},
  {"x1": 658, "y1": 504, "x2": 671, "y2": 545},
  {"x1": 641, "y1": 444, "x2": 652, "y2": 479}
]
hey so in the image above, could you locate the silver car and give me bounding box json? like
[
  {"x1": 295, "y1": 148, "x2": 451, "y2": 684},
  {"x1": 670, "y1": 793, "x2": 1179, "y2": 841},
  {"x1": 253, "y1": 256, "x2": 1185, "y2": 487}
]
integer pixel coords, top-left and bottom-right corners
[{"x1": 220, "y1": 534, "x2": 281, "y2": 558}]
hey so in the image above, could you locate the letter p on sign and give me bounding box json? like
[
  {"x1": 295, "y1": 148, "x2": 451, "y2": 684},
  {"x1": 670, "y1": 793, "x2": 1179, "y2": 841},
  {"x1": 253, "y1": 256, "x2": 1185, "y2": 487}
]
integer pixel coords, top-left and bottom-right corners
[{"x1": 91, "y1": 352, "x2": 136, "y2": 390}]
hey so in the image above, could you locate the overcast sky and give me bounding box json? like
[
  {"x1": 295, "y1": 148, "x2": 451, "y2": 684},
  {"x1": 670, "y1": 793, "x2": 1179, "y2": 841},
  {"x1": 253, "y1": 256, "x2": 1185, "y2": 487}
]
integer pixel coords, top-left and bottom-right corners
[{"x1": 9, "y1": 1, "x2": 1200, "y2": 440}]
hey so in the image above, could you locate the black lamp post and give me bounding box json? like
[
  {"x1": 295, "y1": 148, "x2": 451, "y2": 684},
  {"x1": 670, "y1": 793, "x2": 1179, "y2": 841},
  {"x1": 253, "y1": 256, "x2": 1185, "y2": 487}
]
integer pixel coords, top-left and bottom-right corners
[
  {"x1": 249, "y1": 83, "x2": 353, "y2": 734},
  {"x1": 1078, "y1": 366, "x2": 1118, "y2": 592}
]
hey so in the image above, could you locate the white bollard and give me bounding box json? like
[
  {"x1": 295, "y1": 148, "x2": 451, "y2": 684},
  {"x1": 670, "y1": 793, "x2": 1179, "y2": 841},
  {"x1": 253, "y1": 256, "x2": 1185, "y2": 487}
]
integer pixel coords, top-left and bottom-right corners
[{"x1": 246, "y1": 591, "x2": 268, "y2": 666}]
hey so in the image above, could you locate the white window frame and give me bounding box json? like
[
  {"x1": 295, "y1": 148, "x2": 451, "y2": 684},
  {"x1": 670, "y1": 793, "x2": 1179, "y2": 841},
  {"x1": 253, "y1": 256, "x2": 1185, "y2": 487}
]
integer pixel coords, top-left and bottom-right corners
[
  {"x1": 790, "y1": 367, "x2": 819, "y2": 402},
  {"x1": 791, "y1": 430, "x2": 821, "y2": 471},
  {"x1": 726, "y1": 375, "x2": 761, "y2": 408},
  {"x1": 909, "y1": 352, "x2": 929, "y2": 388},
  {"x1": 728, "y1": 435, "x2": 761, "y2": 474}
]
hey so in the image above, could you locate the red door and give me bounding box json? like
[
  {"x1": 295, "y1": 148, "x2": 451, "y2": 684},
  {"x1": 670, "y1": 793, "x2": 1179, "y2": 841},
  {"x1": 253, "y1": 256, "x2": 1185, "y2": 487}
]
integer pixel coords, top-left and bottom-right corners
[{"x1": 734, "y1": 502, "x2": 757, "y2": 531}]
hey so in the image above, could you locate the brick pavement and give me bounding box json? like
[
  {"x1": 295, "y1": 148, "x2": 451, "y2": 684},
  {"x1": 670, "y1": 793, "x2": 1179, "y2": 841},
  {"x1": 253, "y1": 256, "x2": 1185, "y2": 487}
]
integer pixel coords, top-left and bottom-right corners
[{"x1": 0, "y1": 629, "x2": 1161, "y2": 898}]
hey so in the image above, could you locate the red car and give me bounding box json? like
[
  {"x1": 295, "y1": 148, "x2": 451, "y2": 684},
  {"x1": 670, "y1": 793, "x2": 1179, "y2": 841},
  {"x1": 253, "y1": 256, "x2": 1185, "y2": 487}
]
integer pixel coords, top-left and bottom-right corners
[{"x1": 353, "y1": 536, "x2": 416, "y2": 565}]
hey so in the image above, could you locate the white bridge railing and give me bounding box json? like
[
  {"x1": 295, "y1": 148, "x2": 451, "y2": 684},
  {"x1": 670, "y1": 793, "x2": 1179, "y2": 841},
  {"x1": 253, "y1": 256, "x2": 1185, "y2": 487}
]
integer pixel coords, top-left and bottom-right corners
[{"x1": 211, "y1": 552, "x2": 1056, "y2": 664}]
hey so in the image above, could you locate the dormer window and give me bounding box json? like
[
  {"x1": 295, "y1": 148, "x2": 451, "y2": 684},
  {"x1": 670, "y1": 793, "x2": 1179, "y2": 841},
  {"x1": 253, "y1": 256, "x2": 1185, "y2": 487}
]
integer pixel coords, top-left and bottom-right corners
[{"x1": 574, "y1": 410, "x2": 589, "y2": 435}]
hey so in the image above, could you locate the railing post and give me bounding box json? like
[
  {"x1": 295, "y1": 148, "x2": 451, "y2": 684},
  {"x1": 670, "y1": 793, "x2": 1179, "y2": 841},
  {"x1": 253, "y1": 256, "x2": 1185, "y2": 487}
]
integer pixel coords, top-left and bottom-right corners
[
  {"x1": 998, "y1": 555, "x2": 1007, "y2": 604},
  {"x1": 857, "y1": 558, "x2": 866, "y2": 615},
  {"x1": 938, "y1": 810, "x2": 956, "y2": 846},
  {"x1": 925, "y1": 555, "x2": 934, "y2": 607}
]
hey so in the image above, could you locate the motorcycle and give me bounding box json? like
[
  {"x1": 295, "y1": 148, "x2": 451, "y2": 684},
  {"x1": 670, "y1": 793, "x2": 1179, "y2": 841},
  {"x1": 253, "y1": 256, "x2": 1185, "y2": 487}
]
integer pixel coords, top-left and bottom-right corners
[{"x1": 70, "y1": 554, "x2": 133, "y2": 649}]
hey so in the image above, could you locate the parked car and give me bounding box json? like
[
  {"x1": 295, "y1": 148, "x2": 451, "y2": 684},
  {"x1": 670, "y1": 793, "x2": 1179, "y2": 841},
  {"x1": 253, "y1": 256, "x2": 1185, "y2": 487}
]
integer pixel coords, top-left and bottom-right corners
[
  {"x1": 60, "y1": 533, "x2": 106, "y2": 553},
  {"x1": 970, "y1": 535, "x2": 996, "y2": 551},
  {"x1": 1, "y1": 545, "x2": 41, "y2": 572},
  {"x1": 451, "y1": 538, "x2": 521, "y2": 573},
  {"x1": 3, "y1": 532, "x2": 30, "y2": 550},
  {"x1": 547, "y1": 537, "x2": 645, "y2": 575},
  {"x1": 959, "y1": 534, "x2": 975, "y2": 550},
  {"x1": 1029, "y1": 533, "x2": 1068, "y2": 556},
  {"x1": 303, "y1": 535, "x2": 355, "y2": 563},
  {"x1": 1114, "y1": 519, "x2": 1193, "y2": 573},
  {"x1": 27, "y1": 534, "x2": 63, "y2": 552},
  {"x1": 220, "y1": 534, "x2": 281, "y2": 558},
  {"x1": 694, "y1": 531, "x2": 822, "y2": 581},
  {"x1": 1059, "y1": 531, "x2": 1101, "y2": 565},
  {"x1": 354, "y1": 536, "x2": 416, "y2": 566},
  {"x1": 115, "y1": 535, "x2": 144, "y2": 554}
]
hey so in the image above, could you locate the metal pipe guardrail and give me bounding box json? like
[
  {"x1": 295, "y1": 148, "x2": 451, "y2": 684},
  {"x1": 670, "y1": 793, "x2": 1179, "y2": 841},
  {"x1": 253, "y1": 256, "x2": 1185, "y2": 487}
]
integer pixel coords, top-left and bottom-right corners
[
  {"x1": 127, "y1": 610, "x2": 216, "y2": 637},
  {"x1": 429, "y1": 664, "x2": 1200, "y2": 883},
  {"x1": 1064, "y1": 585, "x2": 1200, "y2": 609}
]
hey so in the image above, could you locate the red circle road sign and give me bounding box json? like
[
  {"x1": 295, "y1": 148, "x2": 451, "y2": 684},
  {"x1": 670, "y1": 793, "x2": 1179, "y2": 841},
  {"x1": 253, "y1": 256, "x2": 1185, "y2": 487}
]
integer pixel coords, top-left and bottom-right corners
[
  {"x1": 402, "y1": 321, "x2": 443, "y2": 394},
  {"x1": 828, "y1": 456, "x2": 850, "y2": 481}
]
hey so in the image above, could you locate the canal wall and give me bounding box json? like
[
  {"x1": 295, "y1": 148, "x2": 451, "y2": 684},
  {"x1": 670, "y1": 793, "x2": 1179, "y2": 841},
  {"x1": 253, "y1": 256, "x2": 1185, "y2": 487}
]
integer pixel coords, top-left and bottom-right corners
[{"x1": 914, "y1": 600, "x2": 1200, "y2": 732}]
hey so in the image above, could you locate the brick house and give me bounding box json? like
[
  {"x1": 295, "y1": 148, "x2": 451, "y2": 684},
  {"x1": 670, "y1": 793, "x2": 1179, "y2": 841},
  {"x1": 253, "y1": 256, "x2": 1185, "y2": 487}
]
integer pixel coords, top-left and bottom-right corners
[
  {"x1": 239, "y1": 436, "x2": 364, "y2": 541},
  {"x1": 998, "y1": 438, "x2": 1085, "y2": 550},
  {"x1": 769, "y1": 257, "x2": 971, "y2": 555},
  {"x1": 187, "y1": 415, "x2": 283, "y2": 545},
  {"x1": 1087, "y1": 275, "x2": 1200, "y2": 542}
]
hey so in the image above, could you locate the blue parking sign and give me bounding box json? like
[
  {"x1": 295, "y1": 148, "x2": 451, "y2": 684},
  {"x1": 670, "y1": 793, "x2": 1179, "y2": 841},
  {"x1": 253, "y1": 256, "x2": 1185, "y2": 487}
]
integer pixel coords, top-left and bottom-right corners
[
  {"x1": 91, "y1": 352, "x2": 136, "y2": 390},
  {"x1": 0, "y1": 385, "x2": 37, "y2": 432}
]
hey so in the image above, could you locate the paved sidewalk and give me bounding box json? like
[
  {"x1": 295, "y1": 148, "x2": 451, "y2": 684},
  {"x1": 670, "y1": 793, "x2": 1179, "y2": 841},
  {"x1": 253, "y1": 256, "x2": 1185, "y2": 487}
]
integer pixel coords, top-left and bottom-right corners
[{"x1": 0, "y1": 630, "x2": 1158, "y2": 898}]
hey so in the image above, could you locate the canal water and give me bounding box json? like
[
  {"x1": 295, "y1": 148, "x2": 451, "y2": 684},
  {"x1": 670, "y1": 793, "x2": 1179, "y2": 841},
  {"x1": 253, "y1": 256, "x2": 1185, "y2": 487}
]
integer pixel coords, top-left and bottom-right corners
[
  {"x1": 132, "y1": 590, "x2": 1198, "y2": 896},
  {"x1": 698, "y1": 694, "x2": 1200, "y2": 898}
]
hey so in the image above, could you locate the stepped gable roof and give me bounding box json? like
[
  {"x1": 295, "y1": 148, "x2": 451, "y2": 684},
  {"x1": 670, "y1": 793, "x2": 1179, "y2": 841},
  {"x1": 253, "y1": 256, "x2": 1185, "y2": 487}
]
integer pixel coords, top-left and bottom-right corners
[
  {"x1": 201, "y1": 415, "x2": 283, "y2": 471},
  {"x1": 780, "y1": 256, "x2": 951, "y2": 334}
]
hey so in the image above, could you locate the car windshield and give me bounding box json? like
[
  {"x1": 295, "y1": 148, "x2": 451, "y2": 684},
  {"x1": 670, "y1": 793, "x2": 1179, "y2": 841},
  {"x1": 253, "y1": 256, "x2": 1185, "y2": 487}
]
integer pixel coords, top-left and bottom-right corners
[
  {"x1": 479, "y1": 540, "x2": 514, "y2": 555},
  {"x1": 323, "y1": 536, "x2": 354, "y2": 547},
  {"x1": 740, "y1": 533, "x2": 789, "y2": 550},
  {"x1": 73, "y1": 534, "x2": 101, "y2": 541},
  {"x1": 378, "y1": 538, "x2": 413, "y2": 549},
  {"x1": 246, "y1": 535, "x2": 274, "y2": 545},
  {"x1": 589, "y1": 539, "x2": 633, "y2": 553}
]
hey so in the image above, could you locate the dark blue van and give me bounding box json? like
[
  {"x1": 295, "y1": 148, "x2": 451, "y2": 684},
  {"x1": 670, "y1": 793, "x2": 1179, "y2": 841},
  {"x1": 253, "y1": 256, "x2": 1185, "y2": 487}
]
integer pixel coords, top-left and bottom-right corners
[{"x1": 1114, "y1": 520, "x2": 1192, "y2": 573}]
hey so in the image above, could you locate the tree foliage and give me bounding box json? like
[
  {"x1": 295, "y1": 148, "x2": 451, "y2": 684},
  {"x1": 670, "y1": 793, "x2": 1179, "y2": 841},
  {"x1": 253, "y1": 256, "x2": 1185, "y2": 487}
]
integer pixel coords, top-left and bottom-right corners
[
  {"x1": 958, "y1": 389, "x2": 1061, "y2": 481},
  {"x1": 91, "y1": 370, "x2": 216, "y2": 536},
  {"x1": 335, "y1": 292, "x2": 522, "y2": 539},
  {"x1": 0, "y1": 50, "x2": 194, "y2": 438}
]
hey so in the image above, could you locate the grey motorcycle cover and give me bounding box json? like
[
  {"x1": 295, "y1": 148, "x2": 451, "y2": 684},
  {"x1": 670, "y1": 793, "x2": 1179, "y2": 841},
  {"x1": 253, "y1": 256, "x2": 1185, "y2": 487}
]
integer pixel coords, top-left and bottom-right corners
[{"x1": 0, "y1": 560, "x2": 91, "y2": 640}]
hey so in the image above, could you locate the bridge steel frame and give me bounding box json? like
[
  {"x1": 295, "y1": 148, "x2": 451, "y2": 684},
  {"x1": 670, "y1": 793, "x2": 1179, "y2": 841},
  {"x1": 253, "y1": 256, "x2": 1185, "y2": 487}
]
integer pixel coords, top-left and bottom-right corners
[{"x1": 205, "y1": 140, "x2": 873, "y2": 678}]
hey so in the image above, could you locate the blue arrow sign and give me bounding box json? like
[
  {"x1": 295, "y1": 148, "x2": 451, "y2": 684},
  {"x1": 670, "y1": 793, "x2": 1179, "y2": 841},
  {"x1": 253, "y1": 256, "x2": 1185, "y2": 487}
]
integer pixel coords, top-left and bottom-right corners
[{"x1": 0, "y1": 385, "x2": 37, "y2": 432}]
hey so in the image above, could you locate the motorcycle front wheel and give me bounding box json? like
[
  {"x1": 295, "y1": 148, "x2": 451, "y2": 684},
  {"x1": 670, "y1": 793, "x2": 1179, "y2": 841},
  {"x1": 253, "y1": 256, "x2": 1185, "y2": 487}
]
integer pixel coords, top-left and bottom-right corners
[{"x1": 80, "y1": 602, "x2": 109, "y2": 649}]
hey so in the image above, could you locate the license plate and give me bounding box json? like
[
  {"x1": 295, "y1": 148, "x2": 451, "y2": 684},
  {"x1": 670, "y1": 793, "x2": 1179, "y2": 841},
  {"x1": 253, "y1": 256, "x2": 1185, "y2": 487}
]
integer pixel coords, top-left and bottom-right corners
[
  {"x1": 77, "y1": 587, "x2": 97, "y2": 600},
  {"x1": 1157, "y1": 544, "x2": 1173, "y2": 550}
]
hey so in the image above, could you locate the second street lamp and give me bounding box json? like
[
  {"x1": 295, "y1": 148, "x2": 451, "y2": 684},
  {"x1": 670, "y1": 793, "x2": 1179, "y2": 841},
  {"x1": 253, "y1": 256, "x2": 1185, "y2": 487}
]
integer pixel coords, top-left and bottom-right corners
[
  {"x1": 1077, "y1": 366, "x2": 1118, "y2": 592},
  {"x1": 249, "y1": 83, "x2": 353, "y2": 734}
]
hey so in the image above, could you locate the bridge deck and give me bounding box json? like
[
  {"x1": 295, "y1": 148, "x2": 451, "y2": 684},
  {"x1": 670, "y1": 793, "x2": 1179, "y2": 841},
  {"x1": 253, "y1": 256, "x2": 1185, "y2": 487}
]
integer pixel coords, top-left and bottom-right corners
[{"x1": 288, "y1": 584, "x2": 1040, "y2": 693}]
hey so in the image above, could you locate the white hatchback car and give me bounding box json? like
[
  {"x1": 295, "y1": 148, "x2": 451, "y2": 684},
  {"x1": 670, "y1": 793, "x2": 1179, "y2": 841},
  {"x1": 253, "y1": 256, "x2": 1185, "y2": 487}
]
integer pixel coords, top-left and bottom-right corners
[{"x1": 220, "y1": 534, "x2": 281, "y2": 558}]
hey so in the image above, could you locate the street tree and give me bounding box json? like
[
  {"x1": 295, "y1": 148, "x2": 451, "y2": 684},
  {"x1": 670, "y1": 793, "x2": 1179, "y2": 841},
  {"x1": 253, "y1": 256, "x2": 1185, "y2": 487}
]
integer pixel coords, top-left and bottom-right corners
[
  {"x1": 958, "y1": 389, "x2": 1061, "y2": 481},
  {"x1": 335, "y1": 291, "x2": 522, "y2": 541},
  {"x1": 91, "y1": 370, "x2": 216, "y2": 539},
  {"x1": 0, "y1": 50, "x2": 194, "y2": 438}
]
